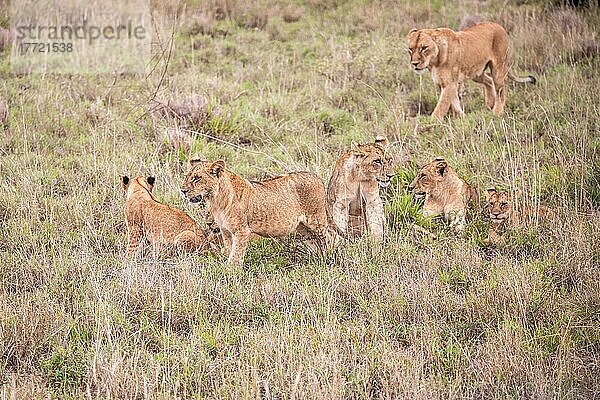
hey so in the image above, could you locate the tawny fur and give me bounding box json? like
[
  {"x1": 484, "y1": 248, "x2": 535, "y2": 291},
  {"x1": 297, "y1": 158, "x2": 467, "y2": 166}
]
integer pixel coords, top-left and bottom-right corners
[
  {"x1": 484, "y1": 188, "x2": 556, "y2": 245},
  {"x1": 407, "y1": 22, "x2": 535, "y2": 119},
  {"x1": 181, "y1": 160, "x2": 328, "y2": 266},
  {"x1": 327, "y1": 136, "x2": 394, "y2": 241},
  {"x1": 409, "y1": 157, "x2": 477, "y2": 233},
  {"x1": 123, "y1": 175, "x2": 208, "y2": 254}
]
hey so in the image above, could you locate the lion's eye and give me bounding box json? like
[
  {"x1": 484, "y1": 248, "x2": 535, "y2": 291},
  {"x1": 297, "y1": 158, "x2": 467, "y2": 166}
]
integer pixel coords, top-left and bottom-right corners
[
  {"x1": 500, "y1": 202, "x2": 508, "y2": 208},
  {"x1": 193, "y1": 176, "x2": 202, "y2": 183},
  {"x1": 373, "y1": 159, "x2": 382, "y2": 166},
  {"x1": 407, "y1": 48, "x2": 413, "y2": 54},
  {"x1": 421, "y1": 46, "x2": 428, "y2": 52}
]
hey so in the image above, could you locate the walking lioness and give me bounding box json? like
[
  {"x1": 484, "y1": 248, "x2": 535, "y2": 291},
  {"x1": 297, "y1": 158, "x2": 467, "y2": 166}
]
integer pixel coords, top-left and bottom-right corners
[
  {"x1": 181, "y1": 160, "x2": 328, "y2": 266},
  {"x1": 407, "y1": 22, "x2": 536, "y2": 119}
]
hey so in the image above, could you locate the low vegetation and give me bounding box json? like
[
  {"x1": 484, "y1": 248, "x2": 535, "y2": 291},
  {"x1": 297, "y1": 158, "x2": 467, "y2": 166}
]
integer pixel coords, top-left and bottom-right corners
[{"x1": 0, "y1": 0, "x2": 598, "y2": 398}]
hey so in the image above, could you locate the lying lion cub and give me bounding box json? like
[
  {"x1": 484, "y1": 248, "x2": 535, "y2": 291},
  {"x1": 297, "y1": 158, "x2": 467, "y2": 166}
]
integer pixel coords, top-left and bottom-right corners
[
  {"x1": 122, "y1": 175, "x2": 208, "y2": 254},
  {"x1": 409, "y1": 157, "x2": 477, "y2": 233},
  {"x1": 181, "y1": 160, "x2": 328, "y2": 266},
  {"x1": 484, "y1": 188, "x2": 556, "y2": 245},
  {"x1": 407, "y1": 21, "x2": 536, "y2": 119},
  {"x1": 327, "y1": 136, "x2": 394, "y2": 241}
]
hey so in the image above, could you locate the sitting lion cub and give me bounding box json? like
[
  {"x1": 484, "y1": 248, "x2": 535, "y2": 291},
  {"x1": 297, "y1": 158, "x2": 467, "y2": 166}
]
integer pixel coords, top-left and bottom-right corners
[
  {"x1": 408, "y1": 157, "x2": 477, "y2": 233},
  {"x1": 484, "y1": 188, "x2": 556, "y2": 244},
  {"x1": 122, "y1": 175, "x2": 208, "y2": 254},
  {"x1": 407, "y1": 22, "x2": 536, "y2": 119},
  {"x1": 181, "y1": 160, "x2": 328, "y2": 266},
  {"x1": 327, "y1": 136, "x2": 394, "y2": 241}
]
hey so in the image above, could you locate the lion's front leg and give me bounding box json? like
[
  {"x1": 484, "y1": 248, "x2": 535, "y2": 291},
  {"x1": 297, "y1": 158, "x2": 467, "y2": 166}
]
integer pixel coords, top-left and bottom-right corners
[
  {"x1": 228, "y1": 228, "x2": 251, "y2": 266},
  {"x1": 447, "y1": 209, "x2": 466, "y2": 234},
  {"x1": 332, "y1": 200, "x2": 349, "y2": 236},
  {"x1": 432, "y1": 83, "x2": 460, "y2": 119},
  {"x1": 221, "y1": 229, "x2": 233, "y2": 257},
  {"x1": 126, "y1": 223, "x2": 143, "y2": 254},
  {"x1": 364, "y1": 196, "x2": 386, "y2": 241}
]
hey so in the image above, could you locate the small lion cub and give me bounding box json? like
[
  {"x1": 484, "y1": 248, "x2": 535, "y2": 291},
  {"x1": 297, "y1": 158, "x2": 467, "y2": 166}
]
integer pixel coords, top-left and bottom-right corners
[
  {"x1": 484, "y1": 188, "x2": 556, "y2": 245},
  {"x1": 122, "y1": 175, "x2": 208, "y2": 254}
]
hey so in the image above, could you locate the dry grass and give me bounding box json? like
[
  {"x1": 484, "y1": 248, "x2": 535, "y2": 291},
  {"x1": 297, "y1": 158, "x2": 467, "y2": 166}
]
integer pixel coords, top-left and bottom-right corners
[{"x1": 0, "y1": 0, "x2": 599, "y2": 398}]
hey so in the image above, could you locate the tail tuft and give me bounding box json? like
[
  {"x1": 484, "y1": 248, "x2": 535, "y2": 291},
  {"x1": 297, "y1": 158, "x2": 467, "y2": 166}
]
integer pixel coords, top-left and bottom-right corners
[{"x1": 528, "y1": 75, "x2": 537, "y2": 84}]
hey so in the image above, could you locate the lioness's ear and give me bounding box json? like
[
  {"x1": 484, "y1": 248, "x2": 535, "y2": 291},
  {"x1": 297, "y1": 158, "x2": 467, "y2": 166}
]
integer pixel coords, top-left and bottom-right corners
[
  {"x1": 486, "y1": 187, "x2": 497, "y2": 202},
  {"x1": 147, "y1": 176, "x2": 156, "y2": 186},
  {"x1": 122, "y1": 175, "x2": 130, "y2": 188},
  {"x1": 408, "y1": 28, "x2": 418, "y2": 35},
  {"x1": 374, "y1": 135, "x2": 388, "y2": 150},
  {"x1": 434, "y1": 158, "x2": 448, "y2": 176},
  {"x1": 512, "y1": 188, "x2": 522, "y2": 199},
  {"x1": 351, "y1": 141, "x2": 365, "y2": 157},
  {"x1": 187, "y1": 157, "x2": 202, "y2": 170},
  {"x1": 210, "y1": 160, "x2": 226, "y2": 177}
]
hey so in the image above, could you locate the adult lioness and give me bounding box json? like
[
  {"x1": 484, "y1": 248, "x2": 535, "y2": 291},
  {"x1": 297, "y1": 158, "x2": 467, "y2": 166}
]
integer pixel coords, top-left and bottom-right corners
[
  {"x1": 327, "y1": 136, "x2": 394, "y2": 241},
  {"x1": 122, "y1": 175, "x2": 208, "y2": 254},
  {"x1": 408, "y1": 157, "x2": 477, "y2": 233},
  {"x1": 407, "y1": 22, "x2": 536, "y2": 119},
  {"x1": 484, "y1": 188, "x2": 556, "y2": 244},
  {"x1": 181, "y1": 160, "x2": 328, "y2": 266}
]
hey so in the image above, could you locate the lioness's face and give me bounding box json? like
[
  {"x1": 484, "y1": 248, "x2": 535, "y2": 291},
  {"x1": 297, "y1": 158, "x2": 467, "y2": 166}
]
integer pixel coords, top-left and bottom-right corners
[
  {"x1": 353, "y1": 138, "x2": 394, "y2": 188},
  {"x1": 408, "y1": 158, "x2": 447, "y2": 198},
  {"x1": 486, "y1": 190, "x2": 513, "y2": 224},
  {"x1": 181, "y1": 160, "x2": 225, "y2": 206},
  {"x1": 407, "y1": 29, "x2": 439, "y2": 72}
]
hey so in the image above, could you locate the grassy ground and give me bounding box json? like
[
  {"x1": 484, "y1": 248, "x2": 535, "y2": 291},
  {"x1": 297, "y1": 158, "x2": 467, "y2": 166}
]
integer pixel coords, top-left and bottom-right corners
[{"x1": 1, "y1": 0, "x2": 599, "y2": 398}]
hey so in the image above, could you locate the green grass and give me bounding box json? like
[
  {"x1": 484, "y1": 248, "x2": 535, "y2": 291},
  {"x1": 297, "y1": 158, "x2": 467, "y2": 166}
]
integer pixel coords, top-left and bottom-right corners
[{"x1": 1, "y1": 0, "x2": 599, "y2": 398}]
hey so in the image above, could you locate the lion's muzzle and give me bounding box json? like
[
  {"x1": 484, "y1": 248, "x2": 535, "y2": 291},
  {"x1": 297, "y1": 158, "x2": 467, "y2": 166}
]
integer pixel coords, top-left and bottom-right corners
[{"x1": 376, "y1": 178, "x2": 391, "y2": 188}]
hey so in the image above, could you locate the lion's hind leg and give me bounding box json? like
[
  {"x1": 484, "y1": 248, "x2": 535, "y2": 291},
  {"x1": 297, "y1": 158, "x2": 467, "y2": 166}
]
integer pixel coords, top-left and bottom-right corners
[
  {"x1": 472, "y1": 72, "x2": 496, "y2": 110},
  {"x1": 297, "y1": 211, "x2": 329, "y2": 252},
  {"x1": 490, "y1": 61, "x2": 509, "y2": 115},
  {"x1": 174, "y1": 230, "x2": 204, "y2": 252}
]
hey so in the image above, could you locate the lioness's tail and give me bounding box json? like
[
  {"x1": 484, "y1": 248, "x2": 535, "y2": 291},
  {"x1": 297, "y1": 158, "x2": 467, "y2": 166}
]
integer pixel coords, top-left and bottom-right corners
[{"x1": 508, "y1": 72, "x2": 536, "y2": 84}]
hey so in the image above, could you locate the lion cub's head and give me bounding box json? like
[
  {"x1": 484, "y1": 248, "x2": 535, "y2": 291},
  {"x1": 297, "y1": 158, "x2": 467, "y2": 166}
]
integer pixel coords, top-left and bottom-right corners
[
  {"x1": 485, "y1": 188, "x2": 513, "y2": 225},
  {"x1": 351, "y1": 136, "x2": 394, "y2": 188},
  {"x1": 407, "y1": 28, "x2": 444, "y2": 72},
  {"x1": 122, "y1": 175, "x2": 156, "y2": 199},
  {"x1": 408, "y1": 157, "x2": 452, "y2": 198},
  {"x1": 181, "y1": 159, "x2": 226, "y2": 205}
]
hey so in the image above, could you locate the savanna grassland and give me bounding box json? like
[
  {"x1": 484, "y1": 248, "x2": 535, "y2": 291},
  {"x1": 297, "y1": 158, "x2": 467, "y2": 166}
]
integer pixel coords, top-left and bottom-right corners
[{"x1": 1, "y1": 0, "x2": 599, "y2": 398}]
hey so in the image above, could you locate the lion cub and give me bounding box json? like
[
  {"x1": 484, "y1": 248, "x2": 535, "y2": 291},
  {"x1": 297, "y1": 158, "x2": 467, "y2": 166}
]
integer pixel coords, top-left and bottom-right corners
[
  {"x1": 484, "y1": 188, "x2": 556, "y2": 245},
  {"x1": 409, "y1": 157, "x2": 477, "y2": 233},
  {"x1": 122, "y1": 175, "x2": 208, "y2": 254},
  {"x1": 327, "y1": 136, "x2": 394, "y2": 241},
  {"x1": 181, "y1": 160, "x2": 328, "y2": 266}
]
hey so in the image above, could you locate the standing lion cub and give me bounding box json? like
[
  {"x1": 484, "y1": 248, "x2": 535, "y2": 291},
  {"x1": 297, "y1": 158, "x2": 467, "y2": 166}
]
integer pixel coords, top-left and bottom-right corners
[
  {"x1": 407, "y1": 22, "x2": 536, "y2": 119},
  {"x1": 327, "y1": 136, "x2": 394, "y2": 241},
  {"x1": 181, "y1": 160, "x2": 328, "y2": 266},
  {"x1": 122, "y1": 175, "x2": 208, "y2": 254}
]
